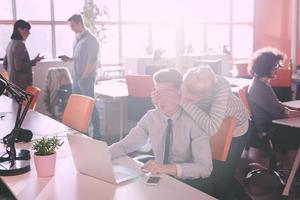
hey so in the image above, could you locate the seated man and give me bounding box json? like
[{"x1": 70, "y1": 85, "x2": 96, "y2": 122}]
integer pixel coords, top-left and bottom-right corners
[{"x1": 109, "y1": 69, "x2": 212, "y2": 182}]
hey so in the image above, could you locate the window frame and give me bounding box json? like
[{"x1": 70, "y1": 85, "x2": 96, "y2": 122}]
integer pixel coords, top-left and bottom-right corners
[{"x1": 0, "y1": 0, "x2": 254, "y2": 66}]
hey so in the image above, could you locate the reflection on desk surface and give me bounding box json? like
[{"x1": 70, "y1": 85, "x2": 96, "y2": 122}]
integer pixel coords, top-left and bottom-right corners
[{"x1": 272, "y1": 117, "x2": 300, "y2": 128}]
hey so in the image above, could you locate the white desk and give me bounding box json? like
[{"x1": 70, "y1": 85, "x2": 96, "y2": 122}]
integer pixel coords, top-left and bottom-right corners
[
  {"x1": 0, "y1": 96, "x2": 216, "y2": 200},
  {"x1": 95, "y1": 79, "x2": 128, "y2": 140},
  {"x1": 272, "y1": 100, "x2": 300, "y2": 128},
  {"x1": 225, "y1": 77, "x2": 251, "y2": 88},
  {"x1": 282, "y1": 100, "x2": 300, "y2": 110},
  {"x1": 272, "y1": 117, "x2": 300, "y2": 128},
  {"x1": 2, "y1": 157, "x2": 216, "y2": 200}
]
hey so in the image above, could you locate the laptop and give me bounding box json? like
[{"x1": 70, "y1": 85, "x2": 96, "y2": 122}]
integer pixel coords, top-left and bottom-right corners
[{"x1": 67, "y1": 133, "x2": 143, "y2": 185}]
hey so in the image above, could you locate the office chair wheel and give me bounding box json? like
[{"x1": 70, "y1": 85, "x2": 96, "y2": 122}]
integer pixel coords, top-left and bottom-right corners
[
  {"x1": 272, "y1": 170, "x2": 285, "y2": 185},
  {"x1": 246, "y1": 168, "x2": 269, "y2": 179},
  {"x1": 248, "y1": 162, "x2": 268, "y2": 169}
]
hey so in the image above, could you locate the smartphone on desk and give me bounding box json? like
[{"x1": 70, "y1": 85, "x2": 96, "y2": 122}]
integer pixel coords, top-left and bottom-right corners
[{"x1": 145, "y1": 175, "x2": 161, "y2": 186}]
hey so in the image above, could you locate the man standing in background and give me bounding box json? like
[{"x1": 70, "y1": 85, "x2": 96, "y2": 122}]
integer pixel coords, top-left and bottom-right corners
[{"x1": 59, "y1": 14, "x2": 100, "y2": 139}]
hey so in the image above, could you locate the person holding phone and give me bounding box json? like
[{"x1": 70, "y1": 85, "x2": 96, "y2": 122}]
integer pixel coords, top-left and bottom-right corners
[
  {"x1": 109, "y1": 69, "x2": 212, "y2": 189},
  {"x1": 3, "y1": 19, "x2": 44, "y2": 90},
  {"x1": 59, "y1": 14, "x2": 100, "y2": 139}
]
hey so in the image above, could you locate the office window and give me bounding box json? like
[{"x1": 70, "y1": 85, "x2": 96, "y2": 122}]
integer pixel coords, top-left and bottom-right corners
[
  {"x1": 54, "y1": 0, "x2": 84, "y2": 21},
  {"x1": 122, "y1": 0, "x2": 152, "y2": 22},
  {"x1": 232, "y1": 25, "x2": 253, "y2": 59},
  {"x1": 0, "y1": 0, "x2": 254, "y2": 64},
  {"x1": 0, "y1": 25, "x2": 13, "y2": 58},
  {"x1": 152, "y1": 25, "x2": 176, "y2": 56},
  {"x1": 16, "y1": 0, "x2": 51, "y2": 20},
  {"x1": 99, "y1": 25, "x2": 119, "y2": 64},
  {"x1": 207, "y1": 25, "x2": 230, "y2": 51},
  {"x1": 0, "y1": 0, "x2": 13, "y2": 20},
  {"x1": 122, "y1": 25, "x2": 149, "y2": 57},
  {"x1": 26, "y1": 25, "x2": 52, "y2": 59},
  {"x1": 122, "y1": 0, "x2": 182, "y2": 23},
  {"x1": 55, "y1": 25, "x2": 74, "y2": 58},
  {"x1": 183, "y1": 0, "x2": 230, "y2": 23},
  {"x1": 233, "y1": 0, "x2": 254, "y2": 22},
  {"x1": 184, "y1": 25, "x2": 205, "y2": 54},
  {"x1": 150, "y1": 0, "x2": 179, "y2": 23},
  {"x1": 202, "y1": 0, "x2": 230, "y2": 23}
]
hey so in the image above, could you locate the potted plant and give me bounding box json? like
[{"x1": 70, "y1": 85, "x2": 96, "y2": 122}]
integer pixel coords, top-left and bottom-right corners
[{"x1": 32, "y1": 136, "x2": 64, "y2": 177}]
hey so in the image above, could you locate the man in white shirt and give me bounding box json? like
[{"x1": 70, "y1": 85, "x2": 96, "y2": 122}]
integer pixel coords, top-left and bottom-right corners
[{"x1": 109, "y1": 69, "x2": 212, "y2": 181}]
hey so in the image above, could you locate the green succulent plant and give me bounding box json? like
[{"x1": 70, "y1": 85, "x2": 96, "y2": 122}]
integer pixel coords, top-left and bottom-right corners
[{"x1": 32, "y1": 136, "x2": 64, "y2": 156}]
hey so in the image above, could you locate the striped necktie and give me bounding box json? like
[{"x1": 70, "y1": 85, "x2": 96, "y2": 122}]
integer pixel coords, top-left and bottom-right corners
[{"x1": 163, "y1": 119, "x2": 172, "y2": 164}]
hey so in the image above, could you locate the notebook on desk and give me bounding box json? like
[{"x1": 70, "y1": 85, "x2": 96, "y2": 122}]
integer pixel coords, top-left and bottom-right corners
[{"x1": 67, "y1": 133, "x2": 143, "y2": 185}]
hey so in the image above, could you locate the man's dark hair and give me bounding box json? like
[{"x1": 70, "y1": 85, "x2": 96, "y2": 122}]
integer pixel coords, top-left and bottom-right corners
[
  {"x1": 153, "y1": 68, "x2": 182, "y2": 89},
  {"x1": 248, "y1": 47, "x2": 286, "y2": 78},
  {"x1": 68, "y1": 14, "x2": 84, "y2": 25},
  {"x1": 11, "y1": 19, "x2": 31, "y2": 40}
]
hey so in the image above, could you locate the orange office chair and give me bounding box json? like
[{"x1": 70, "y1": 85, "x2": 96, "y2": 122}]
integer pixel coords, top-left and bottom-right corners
[
  {"x1": 126, "y1": 75, "x2": 155, "y2": 157},
  {"x1": 238, "y1": 86, "x2": 251, "y2": 118},
  {"x1": 238, "y1": 85, "x2": 266, "y2": 149},
  {"x1": 233, "y1": 61, "x2": 251, "y2": 78},
  {"x1": 207, "y1": 117, "x2": 236, "y2": 198},
  {"x1": 0, "y1": 71, "x2": 9, "y2": 95},
  {"x1": 270, "y1": 68, "x2": 292, "y2": 87},
  {"x1": 125, "y1": 75, "x2": 155, "y2": 121},
  {"x1": 62, "y1": 94, "x2": 95, "y2": 134},
  {"x1": 210, "y1": 117, "x2": 236, "y2": 161},
  {"x1": 0, "y1": 71, "x2": 9, "y2": 80},
  {"x1": 23, "y1": 86, "x2": 41, "y2": 110},
  {"x1": 238, "y1": 85, "x2": 268, "y2": 150}
]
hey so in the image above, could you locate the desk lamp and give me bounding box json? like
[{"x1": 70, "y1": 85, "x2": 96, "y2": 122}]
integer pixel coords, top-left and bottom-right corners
[{"x1": 0, "y1": 74, "x2": 33, "y2": 176}]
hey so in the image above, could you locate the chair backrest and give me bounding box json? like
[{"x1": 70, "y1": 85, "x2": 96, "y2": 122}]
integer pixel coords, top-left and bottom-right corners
[
  {"x1": 210, "y1": 117, "x2": 236, "y2": 161},
  {"x1": 62, "y1": 94, "x2": 95, "y2": 133},
  {"x1": 238, "y1": 85, "x2": 252, "y2": 117},
  {"x1": 24, "y1": 86, "x2": 41, "y2": 110},
  {"x1": 0, "y1": 71, "x2": 9, "y2": 95},
  {"x1": 270, "y1": 68, "x2": 292, "y2": 87},
  {"x1": 125, "y1": 75, "x2": 155, "y2": 121},
  {"x1": 125, "y1": 75, "x2": 154, "y2": 97},
  {"x1": 234, "y1": 61, "x2": 251, "y2": 78}
]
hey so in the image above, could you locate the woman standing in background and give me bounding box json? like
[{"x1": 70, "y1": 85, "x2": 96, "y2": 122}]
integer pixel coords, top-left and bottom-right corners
[{"x1": 3, "y1": 19, "x2": 44, "y2": 90}]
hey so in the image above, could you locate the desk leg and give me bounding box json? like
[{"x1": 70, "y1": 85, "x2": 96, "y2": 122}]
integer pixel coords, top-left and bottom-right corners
[{"x1": 119, "y1": 100, "x2": 124, "y2": 140}]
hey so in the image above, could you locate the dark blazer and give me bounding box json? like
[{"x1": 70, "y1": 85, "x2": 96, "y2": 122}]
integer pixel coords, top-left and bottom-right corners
[
  {"x1": 247, "y1": 77, "x2": 287, "y2": 132},
  {"x1": 3, "y1": 40, "x2": 37, "y2": 90}
]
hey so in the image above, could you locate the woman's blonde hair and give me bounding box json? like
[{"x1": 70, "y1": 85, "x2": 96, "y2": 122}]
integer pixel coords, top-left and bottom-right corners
[{"x1": 183, "y1": 66, "x2": 216, "y2": 97}]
